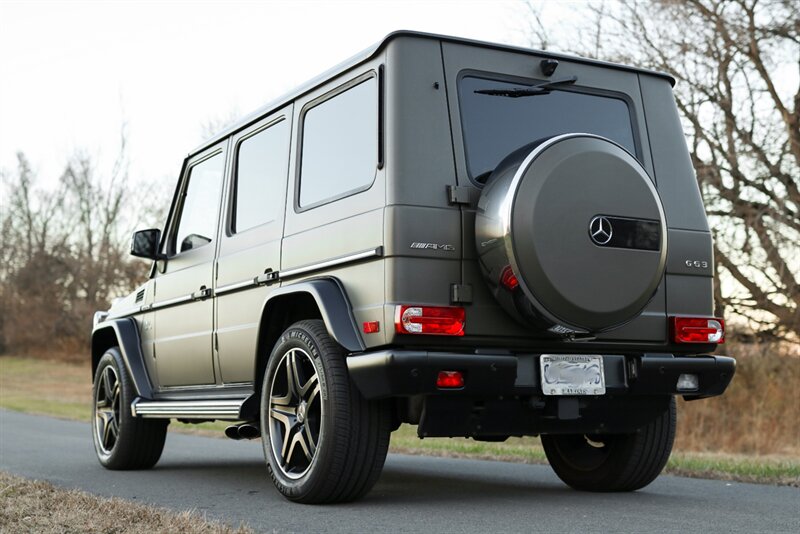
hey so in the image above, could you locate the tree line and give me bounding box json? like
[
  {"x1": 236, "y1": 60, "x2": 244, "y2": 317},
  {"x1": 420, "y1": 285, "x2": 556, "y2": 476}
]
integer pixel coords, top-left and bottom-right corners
[{"x1": 0, "y1": 133, "x2": 166, "y2": 356}]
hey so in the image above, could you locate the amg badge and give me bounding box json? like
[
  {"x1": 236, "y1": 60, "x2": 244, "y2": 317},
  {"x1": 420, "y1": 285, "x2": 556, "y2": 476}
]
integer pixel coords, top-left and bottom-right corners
[{"x1": 410, "y1": 242, "x2": 455, "y2": 251}]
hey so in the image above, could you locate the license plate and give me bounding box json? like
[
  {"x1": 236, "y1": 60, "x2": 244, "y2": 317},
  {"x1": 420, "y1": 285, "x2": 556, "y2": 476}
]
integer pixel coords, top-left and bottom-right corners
[{"x1": 540, "y1": 355, "x2": 605, "y2": 396}]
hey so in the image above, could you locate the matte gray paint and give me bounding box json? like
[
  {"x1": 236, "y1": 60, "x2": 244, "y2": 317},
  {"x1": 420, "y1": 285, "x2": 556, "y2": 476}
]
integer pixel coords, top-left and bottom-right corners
[
  {"x1": 385, "y1": 37, "x2": 457, "y2": 209},
  {"x1": 100, "y1": 33, "x2": 720, "y2": 402},
  {"x1": 665, "y1": 228, "x2": 714, "y2": 276},
  {"x1": 638, "y1": 76, "x2": 709, "y2": 232}
]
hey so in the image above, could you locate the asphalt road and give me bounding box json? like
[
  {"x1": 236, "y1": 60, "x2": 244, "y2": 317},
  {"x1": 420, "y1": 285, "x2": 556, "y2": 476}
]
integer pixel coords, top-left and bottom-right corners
[{"x1": 0, "y1": 410, "x2": 797, "y2": 533}]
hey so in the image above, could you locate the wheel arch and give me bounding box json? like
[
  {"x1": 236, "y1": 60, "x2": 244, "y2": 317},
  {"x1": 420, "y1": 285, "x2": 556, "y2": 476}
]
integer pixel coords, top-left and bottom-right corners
[
  {"x1": 91, "y1": 318, "x2": 154, "y2": 399},
  {"x1": 252, "y1": 277, "x2": 364, "y2": 396}
]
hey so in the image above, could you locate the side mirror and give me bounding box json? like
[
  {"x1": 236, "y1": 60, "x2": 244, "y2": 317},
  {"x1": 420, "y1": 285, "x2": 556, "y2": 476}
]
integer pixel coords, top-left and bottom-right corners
[{"x1": 130, "y1": 228, "x2": 163, "y2": 260}]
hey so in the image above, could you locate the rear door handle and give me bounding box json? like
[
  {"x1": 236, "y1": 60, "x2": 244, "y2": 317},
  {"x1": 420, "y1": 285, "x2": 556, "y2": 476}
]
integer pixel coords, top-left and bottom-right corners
[{"x1": 191, "y1": 286, "x2": 213, "y2": 300}]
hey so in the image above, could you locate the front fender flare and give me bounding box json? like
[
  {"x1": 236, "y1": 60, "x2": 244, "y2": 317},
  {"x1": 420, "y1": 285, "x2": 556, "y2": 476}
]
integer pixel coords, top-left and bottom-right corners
[{"x1": 91, "y1": 318, "x2": 154, "y2": 399}]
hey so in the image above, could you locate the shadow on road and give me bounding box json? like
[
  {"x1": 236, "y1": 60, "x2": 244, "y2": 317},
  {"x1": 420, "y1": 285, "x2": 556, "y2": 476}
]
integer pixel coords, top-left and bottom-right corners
[{"x1": 147, "y1": 453, "x2": 693, "y2": 510}]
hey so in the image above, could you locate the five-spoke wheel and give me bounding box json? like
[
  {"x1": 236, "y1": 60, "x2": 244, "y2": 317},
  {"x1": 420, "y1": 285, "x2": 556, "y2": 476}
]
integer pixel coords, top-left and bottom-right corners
[
  {"x1": 268, "y1": 348, "x2": 322, "y2": 478},
  {"x1": 92, "y1": 347, "x2": 167, "y2": 470},
  {"x1": 94, "y1": 365, "x2": 121, "y2": 456},
  {"x1": 261, "y1": 320, "x2": 391, "y2": 503}
]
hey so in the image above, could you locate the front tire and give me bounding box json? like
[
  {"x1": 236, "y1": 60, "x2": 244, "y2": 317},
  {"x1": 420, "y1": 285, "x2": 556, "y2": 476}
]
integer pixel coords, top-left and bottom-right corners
[
  {"x1": 92, "y1": 347, "x2": 168, "y2": 469},
  {"x1": 260, "y1": 320, "x2": 391, "y2": 503},
  {"x1": 541, "y1": 397, "x2": 676, "y2": 492}
]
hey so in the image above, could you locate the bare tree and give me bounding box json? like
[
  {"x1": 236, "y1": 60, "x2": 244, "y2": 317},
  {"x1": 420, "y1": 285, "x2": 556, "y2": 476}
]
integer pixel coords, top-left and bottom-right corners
[
  {"x1": 199, "y1": 107, "x2": 241, "y2": 143},
  {"x1": 521, "y1": 0, "x2": 552, "y2": 50},
  {"x1": 522, "y1": 0, "x2": 800, "y2": 338},
  {"x1": 0, "y1": 131, "x2": 163, "y2": 355}
]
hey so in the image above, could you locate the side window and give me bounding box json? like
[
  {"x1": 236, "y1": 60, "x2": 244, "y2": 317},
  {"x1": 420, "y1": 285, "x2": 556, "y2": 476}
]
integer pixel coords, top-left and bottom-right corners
[
  {"x1": 299, "y1": 77, "x2": 377, "y2": 208},
  {"x1": 173, "y1": 152, "x2": 224, "y2": 254},
  {"x1": 233, "y1": 119, "x2": 290, "y2": 233}
]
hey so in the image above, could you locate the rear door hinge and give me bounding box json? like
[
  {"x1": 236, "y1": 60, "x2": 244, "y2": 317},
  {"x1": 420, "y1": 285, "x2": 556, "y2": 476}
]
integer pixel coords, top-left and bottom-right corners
[
  {"x1": 447, "y1": 185, "x2": 474, "y2": 206},
  {"x1": 451, "y1": 283, "x2": 473, "y2": 304}
]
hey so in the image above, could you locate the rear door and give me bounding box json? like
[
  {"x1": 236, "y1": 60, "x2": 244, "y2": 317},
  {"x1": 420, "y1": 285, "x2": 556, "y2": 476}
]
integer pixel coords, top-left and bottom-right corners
[{"x1": 214, "y1": 106, "x2": 292, "y2": 384}]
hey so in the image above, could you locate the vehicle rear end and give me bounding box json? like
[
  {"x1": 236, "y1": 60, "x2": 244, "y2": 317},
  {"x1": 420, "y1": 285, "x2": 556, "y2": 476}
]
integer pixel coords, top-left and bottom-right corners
[{"x1": 349, "y1": 34, "x2": 735, "y2": 492}]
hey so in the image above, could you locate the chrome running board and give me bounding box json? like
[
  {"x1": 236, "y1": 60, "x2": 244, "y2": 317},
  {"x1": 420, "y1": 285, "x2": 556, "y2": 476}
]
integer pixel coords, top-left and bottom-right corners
[{"x1": 130, "y1": 398, "x2": 245, "y2": 420}]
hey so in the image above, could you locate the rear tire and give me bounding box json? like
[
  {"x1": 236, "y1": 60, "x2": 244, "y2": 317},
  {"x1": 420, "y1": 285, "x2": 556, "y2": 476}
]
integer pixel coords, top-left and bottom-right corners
[
  {"x1": 92, "y1": 347, "x2": 168, "y2": 469},
  {"x1": 541, "y1": 397, "x2": 676, "y2": 491},
  {"x1": 260, "y1": 320, "x2": 391, "y2": 503}
]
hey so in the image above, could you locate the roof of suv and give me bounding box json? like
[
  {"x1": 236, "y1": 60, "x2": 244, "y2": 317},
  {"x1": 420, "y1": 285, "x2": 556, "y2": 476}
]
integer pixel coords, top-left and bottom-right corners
[{"x1": 191, "y1": 30, "x2": 675, "y2": 157}]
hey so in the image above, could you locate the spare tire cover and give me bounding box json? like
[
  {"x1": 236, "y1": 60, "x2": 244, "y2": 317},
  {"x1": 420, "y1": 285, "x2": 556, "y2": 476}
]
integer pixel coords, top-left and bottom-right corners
[{"x1": 475, "y1": 134, "x2": 667, "y2": 333}]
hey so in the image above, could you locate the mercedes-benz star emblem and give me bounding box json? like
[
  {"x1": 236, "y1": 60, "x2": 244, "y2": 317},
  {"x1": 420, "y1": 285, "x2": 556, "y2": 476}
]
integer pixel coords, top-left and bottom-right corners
[{"x1": 589, "y1": 216, "x2": 613, "y2": 245}]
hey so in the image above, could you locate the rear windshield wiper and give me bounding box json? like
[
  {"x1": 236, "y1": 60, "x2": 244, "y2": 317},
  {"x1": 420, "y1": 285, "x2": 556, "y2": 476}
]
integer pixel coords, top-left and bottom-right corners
[{"x1": 474, "y1": 76, "x2": 577, "y2": 97}]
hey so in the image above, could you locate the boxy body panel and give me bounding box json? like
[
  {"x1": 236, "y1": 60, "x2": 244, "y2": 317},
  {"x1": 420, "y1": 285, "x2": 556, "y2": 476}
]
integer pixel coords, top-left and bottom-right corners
[{"x1": 102, "y1": 31, "x2": 718, "y2": 391}]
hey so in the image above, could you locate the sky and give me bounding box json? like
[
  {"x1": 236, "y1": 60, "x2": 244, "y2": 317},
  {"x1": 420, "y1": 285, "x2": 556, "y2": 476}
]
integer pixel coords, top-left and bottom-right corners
[{"x1": 0, "y1": 0, "x2": 577, "y2": 189}]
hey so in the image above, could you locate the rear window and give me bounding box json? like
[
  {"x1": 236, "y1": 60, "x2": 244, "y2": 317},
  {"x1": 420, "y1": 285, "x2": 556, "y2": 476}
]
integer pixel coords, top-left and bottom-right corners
[{"x1": 459, "y1": 75, "x2": 637, "y2": 184}]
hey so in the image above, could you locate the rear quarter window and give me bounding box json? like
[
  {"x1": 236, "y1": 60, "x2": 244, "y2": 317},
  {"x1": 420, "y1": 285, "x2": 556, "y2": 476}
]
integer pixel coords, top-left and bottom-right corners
[{"x1": 298, "y1": 77, "x2": 378, "y2": 209}]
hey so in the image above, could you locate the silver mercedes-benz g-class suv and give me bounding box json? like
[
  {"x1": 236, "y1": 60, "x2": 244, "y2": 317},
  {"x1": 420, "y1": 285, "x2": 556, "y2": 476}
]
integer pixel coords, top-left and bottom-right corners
[{"x1": 91, "y1": 31, "x2": 735, "y2": 503}]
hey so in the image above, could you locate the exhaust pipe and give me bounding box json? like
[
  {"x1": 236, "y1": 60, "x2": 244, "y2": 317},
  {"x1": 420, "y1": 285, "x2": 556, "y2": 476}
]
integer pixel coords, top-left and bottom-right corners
[
  {"x1": 238, "y1": 423, "x2": 261, "y2": 439},
  {"x1": 224, "y1": 422, "x2": 261, "y2": 440},
  {"x1": 225, "y1": 425, "x2": 243, "y2": 440}
]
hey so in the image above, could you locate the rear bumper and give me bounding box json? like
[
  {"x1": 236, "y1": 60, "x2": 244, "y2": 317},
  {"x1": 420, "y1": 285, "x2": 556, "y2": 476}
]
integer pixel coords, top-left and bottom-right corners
[{"x1": 346, "y1": 350, "x2": 735, "y2": 400}]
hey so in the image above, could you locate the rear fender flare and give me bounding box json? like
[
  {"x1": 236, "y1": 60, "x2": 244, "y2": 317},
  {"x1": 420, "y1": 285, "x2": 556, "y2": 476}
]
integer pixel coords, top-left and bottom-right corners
[{"x1": 260, "y1": 277, "x2": 365, "y2": 353}]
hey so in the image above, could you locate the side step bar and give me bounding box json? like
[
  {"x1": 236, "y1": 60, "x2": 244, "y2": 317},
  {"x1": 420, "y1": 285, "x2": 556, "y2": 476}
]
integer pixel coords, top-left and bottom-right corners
[{"x1": 131, "y1": 398, "x2": 246, "y2": 420}]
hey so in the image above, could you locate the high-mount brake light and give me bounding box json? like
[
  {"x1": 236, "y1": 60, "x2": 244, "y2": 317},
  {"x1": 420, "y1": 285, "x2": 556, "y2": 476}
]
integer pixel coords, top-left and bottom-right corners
[
  {"x1": 436, "y1": 370, "x2": 465, "y2": 389},
  {"x1": 395, "y1": 305, "x2": 466, "y2": 336},
  {"x1": 671, "y1": 316, "x2": 725, "y2": 344},
  {"x1": 500, "y1": 265, "x2": 520, "y2": 291}
]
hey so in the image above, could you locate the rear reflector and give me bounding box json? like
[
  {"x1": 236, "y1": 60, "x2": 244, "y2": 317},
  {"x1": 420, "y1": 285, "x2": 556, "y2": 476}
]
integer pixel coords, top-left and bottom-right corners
[
  {"x1": 362, "y1": 321, "x2": 380, "y2": 334},
  {"x1": 500, "y1": 265, "x2": 520, "y2": 291},
  {"x1": 671, "y1": 317, "x2": 725, "y2": 344},
  {"x1": 395, "y1": 305, "x2": 466, "y2": 336},
  {"x1": 436, "y1": 370, "x2": 465, "y2": 389}
]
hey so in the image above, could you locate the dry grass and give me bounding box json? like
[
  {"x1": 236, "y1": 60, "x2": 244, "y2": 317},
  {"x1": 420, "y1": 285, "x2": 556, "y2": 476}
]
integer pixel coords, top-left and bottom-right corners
[
  {"x1": 0, "y1": 357, "x2": 229, "y2": 436},
  {"x1": 0, "y1": 356, "x2": 92, "y2": 421},
  {"x1": 674, "y1": 342, "x2": 800, "y2": 456},
  {"x1": 0, "y1": 471, "x2": 252, "y2": 534}
]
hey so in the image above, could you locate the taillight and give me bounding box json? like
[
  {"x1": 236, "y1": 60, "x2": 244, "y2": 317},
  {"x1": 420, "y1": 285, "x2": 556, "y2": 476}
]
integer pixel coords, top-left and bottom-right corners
[
  {"x1": 395, "y1": 305, "x2": 466, "y2": 336},
  {"x1": 671, "y1": 316, "x2": 725, "y2": 344}
]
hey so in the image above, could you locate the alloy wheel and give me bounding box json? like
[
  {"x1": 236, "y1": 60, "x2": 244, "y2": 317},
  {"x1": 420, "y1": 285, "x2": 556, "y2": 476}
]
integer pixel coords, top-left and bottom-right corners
[
  {"x1": 268, "y1": 348, "x2": 322, "y2": 479},
  {"x1": 95, "y1": 365, "x2": 121, "y2": 455}
]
